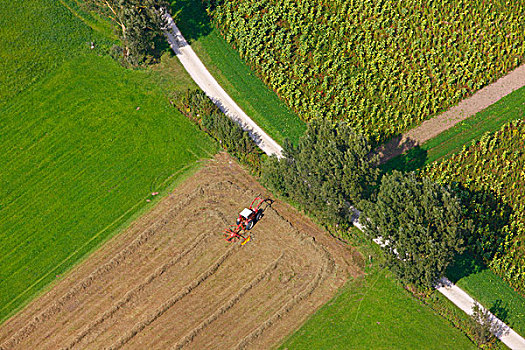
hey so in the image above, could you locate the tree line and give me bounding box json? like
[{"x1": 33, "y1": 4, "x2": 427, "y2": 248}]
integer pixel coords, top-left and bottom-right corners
[
  {"x1": 174, "y1": 89, "x2": 473, "y2": 289},
  {"x1": 263, "y1": 119, "x2": 472, "y2": 289}
]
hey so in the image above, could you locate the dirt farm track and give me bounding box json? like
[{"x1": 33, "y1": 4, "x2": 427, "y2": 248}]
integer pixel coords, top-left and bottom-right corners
[{"x1": 0, "y1": 153, "x2": 362, "y2": 349}]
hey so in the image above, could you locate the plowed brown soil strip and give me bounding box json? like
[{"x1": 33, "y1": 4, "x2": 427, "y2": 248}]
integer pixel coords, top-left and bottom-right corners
[{"x1": 0, "y1": 153, "x2": 362, "y2": 350}]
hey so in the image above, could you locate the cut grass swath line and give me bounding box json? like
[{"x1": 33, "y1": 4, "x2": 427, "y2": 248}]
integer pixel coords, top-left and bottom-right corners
[
  {"x1": 172, "y1": 253, "x2": 285, "y2": 350},
  {"x1": 109, "y1": 243, "x2": 240, "y2": 350},
  {"x1": 64, "y1": 228, "x2": 216, "y2": 350},
  {"x1": 1, "y1": 172, "x2": 219, "y2": 349}
]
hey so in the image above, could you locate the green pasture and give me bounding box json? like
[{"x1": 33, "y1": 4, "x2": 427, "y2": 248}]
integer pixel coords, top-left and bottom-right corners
[
  {"x1": 0, "y1": 0, "x2": 109, "y2": 105},
  {"x1": 0, "y1": 0, "x2": 214, "y2": 322},
  {"x1": 171, "y1": 0, "x2": 306, "y2": 145},
  {"x1": 279, "y1": 267, "x2": 475, "y2": 349}
]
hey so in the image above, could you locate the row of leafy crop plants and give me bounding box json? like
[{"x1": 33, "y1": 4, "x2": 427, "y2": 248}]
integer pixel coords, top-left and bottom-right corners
[
  {"x1": 175, "y1": 89, "x2": 522, "y2": 346},
  {"x1": 207, "y1": 0, "x2": 524, "y2": 144}
]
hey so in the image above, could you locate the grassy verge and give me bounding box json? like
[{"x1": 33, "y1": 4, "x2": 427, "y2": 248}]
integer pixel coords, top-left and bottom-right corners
[
  {"x1": 279, "y1": 265, "x2": 475, "y2": 349},
  {"x1": 447, "y1": 254, "x2": 525, "y2": 337},
  {"x1": 0, "y1": 0, "x2": 215, "y2": 322},
  {"x1": 381, "y1": 85, "x2": 525, "y2": 174},
  {"x1": 171, "y1": 0, "x2": 306, "y2": 145}
]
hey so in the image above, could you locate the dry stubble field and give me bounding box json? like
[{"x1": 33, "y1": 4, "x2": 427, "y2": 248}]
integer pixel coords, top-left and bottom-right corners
[{"x1": 0, "y1": 153, "x2": 362, "y2": 350}]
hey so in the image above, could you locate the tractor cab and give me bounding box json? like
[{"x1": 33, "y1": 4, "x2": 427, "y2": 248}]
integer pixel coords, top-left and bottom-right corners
[{"x1": 239, "y1": 208, "x2": 254, "y2": 219}]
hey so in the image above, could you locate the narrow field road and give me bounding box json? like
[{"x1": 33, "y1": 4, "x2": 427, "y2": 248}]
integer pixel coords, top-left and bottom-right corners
[
  {"x1": 436, "y1": 278, "x2": 525, "y2": 350},
  {"x1": 162, "y1": 12, "x2": 525, "y2": 348},
  {"x1": 377, "y1": 63, "x2": 525, "y2": 163},
  {"x1": 163, "y1": 13, "x2": 283, "y2": 158}
]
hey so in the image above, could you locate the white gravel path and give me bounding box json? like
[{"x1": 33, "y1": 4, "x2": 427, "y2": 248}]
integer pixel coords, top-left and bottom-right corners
[
  {"x1": 353, "y1": 210, "x2": 525, "y2": 349},
  {"x1": 162, "y1": 11, "x2": 525, "y2": 348},
  {"x1": 163, "y1": 13, "x2": 283, "y2": 158},
  {"x1": 436, "y1": 277, "x2": 525, "y2": 349}
]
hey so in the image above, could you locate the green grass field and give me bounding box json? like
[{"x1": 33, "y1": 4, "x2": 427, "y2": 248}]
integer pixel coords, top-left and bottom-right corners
[
  {"x1": 382, "y1": 85, "x2": 525, "y2": 174},
  {"x1": 0, "y1": 0, "x2": 215, "y2": 322},
  {"x1": 0, "y1": 0, "x2": 100, "y2": 104},
  {"x1": 171, "y1": 0, "x2": 306, "y2": 145},
  {"x1": 279, "y1": 266, "x2": 475, "y2": 349}
]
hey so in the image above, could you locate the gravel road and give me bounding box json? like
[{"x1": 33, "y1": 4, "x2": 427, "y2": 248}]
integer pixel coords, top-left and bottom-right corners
[{"x1": 163, "y1": 13, "x2": 283, "y2": 158}]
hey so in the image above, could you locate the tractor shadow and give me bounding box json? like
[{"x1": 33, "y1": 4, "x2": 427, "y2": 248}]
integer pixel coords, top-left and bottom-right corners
[{"x1": 255, "y1": 198, "x2": 274, "y2": 226}]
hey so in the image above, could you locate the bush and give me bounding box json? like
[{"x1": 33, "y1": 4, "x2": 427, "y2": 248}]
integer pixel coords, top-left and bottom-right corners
[
  {"x1": 469, "y1": 302, "x2": 508, "y2": 348},
  {"x1": 173, "y1": 89, "x2": 263, "y2": 172},
  {"x1": 262, "y1": 119, "x2": 379, "y2": 226},
  {"x1": 362, "y1": 171, "x2": 470, "y2": 287}
]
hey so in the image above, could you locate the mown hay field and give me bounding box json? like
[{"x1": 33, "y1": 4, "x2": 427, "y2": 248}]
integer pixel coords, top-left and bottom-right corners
[
  {"x1": 0, "y1": 153, "x2": 360, "y2": 350},
  {"x1": 0, "y1": 0, "x2": 215, "y2": 322}
]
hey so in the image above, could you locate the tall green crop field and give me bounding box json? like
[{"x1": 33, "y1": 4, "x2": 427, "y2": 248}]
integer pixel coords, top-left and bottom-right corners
[
  {"x1": 210, "y1": 0, "x2": 525, "y2": 143},
  {"x1": 0, "y1": 0, "x2": 215, "y2": 322}
]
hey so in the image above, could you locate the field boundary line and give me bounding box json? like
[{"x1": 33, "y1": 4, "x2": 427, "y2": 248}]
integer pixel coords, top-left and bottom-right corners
[
  {"x1": 0, "y1": 162, "x2": 193, "y2": 321},
  {"x1": 172, "y1": 253, "x2": 285, "y2": 350},
  {"x1": 0, "y1": 179, "x2": 222, "y2": 349},
  {"x1": 109, "y1": 243, "x2": 240, "y2": 350}
]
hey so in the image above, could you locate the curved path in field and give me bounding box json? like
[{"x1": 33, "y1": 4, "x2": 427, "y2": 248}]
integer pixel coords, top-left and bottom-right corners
[
  {"x1": 376, "y1": 63, "x2": 525, "y2": 162},
  {"x1": 162, "y1": 13, "x2": 283, "y2": 158},
  {"x1": 162, "y1": 12, "x2": 525, "y2": 348}
]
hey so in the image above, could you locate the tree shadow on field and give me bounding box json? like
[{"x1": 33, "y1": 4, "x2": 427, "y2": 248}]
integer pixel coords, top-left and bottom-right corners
[
  {"x1": 371, "y1": 130, "x2": 427, "y2": 175},
  {"x1": 170, "y1": 0, "x2": 213, "y2": 43},
  {"x1": 379, "y1": 146, "x2": 428, "y2": 175},
  {"x1": 446, "y1": 185, "x2": 513, "y2": 282},
  {"x1": 490, "y1": 299, "x2": 509, "y2": 324},
  {"x1": 446, "y1": 251, "x2": 487, "y2": 283}
]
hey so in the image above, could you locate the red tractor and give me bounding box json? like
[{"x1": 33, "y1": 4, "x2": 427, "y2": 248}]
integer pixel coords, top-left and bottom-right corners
[{"x1": 224, "y1": 196, "x2": 272, "y2": 245}]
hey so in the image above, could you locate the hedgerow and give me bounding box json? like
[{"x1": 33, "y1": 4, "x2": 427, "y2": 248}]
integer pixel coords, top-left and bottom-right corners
[
  {"x1": 209, "y1": 0, "x2": 525, "y2": 143},
  {"x1": 174, "y1": 89, "x2": 264, "y2": 173},
  {"x1": 425, "y1": 120, "x2": 525, "y2": 293}
]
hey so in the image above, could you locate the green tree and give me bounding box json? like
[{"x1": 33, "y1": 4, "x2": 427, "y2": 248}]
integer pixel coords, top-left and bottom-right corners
[
  {"x1": 362, "y1": 171, "x2": 470, "y2": 287},
  {"x1": 263, "y1": 119, "x2": 378, "y2": 225},
  {"x1": 86, "y1": 0, "x2": 168, "y2": 64}
]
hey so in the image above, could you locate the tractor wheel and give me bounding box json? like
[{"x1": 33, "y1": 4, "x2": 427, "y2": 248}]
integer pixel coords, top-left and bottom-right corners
[
  {"x1": 246, "y1": 220, "x2": 254, "y2": 230},
  {"x1": 256, "y1": 209, "x2": 264, "y2": 221}
]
